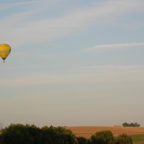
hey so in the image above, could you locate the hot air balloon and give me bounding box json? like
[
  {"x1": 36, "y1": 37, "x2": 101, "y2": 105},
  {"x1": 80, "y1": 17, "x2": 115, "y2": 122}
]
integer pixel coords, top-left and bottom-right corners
[{"x1": 0, "y1": 44, "x2": 11, "y2": 63}]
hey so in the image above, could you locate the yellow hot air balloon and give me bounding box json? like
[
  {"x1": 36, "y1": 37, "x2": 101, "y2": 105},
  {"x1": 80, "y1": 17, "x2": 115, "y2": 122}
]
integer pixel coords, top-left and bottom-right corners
[{"x1": 0, "y1": 44, "x2": 11, "y2": 63}]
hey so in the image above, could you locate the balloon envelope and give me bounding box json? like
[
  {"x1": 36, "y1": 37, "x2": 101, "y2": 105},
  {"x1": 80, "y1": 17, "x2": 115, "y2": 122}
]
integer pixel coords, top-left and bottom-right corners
[{"x1": 0, "y1": 44, "x2": 11, "y2": 62}]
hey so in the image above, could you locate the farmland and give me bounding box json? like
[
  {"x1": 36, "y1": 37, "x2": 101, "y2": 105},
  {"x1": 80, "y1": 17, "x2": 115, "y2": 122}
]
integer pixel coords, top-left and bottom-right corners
[
  {"x1": 131, "y1": 135, "x2": 144, "y2": 144},
  {"x1": 66, "y1": 126, "x2": 144, "y2": 138}
]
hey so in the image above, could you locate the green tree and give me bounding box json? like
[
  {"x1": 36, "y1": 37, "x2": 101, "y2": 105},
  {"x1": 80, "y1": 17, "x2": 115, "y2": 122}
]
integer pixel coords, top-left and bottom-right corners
[
  {"x1": 122, "y1": 122, "x2": 140, "y2": 127},
  {"x1": 91, "y1": 131, "x2": 114, "y2": 144},
  {"x1": 41, "y1": 126, "x2": 78, "y2": 144},
  {"x1": 0, "y1": 124, "x2": 40, "y2": 144},
  {"x1": 0, "y1": 124, "x2": 78, "y2": 144},
  {"x1": 77, "y1": 137, "x2": 90, "y2": 144},
  {"x1": 115, "y1": 134, "x2": 133, "y2": 144}
]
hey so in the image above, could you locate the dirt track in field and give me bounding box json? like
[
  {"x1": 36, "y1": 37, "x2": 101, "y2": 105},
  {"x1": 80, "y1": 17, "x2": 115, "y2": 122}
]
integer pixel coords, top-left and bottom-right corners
[{"x1": 65, "y1": 126, "x2": 144, "y2": 138}]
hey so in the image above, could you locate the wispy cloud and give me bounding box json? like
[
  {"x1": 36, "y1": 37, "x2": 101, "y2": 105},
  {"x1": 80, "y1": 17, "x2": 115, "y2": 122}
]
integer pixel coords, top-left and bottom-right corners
[
  {"x1": 80, "y1": 64, "x2": 144, "y2": 69},
  {"x1": 0, "y1": 1, "x2": 38, "y2": 11},
  {"x1": 0, "y1": 0, "x2": 144, "y2": 46},
  {"x1": 85, "y1": 42, "x2": 144, "y2": 52},
  {"x1": 1, "y1": 65, "x2": 144, "y2": 87}
]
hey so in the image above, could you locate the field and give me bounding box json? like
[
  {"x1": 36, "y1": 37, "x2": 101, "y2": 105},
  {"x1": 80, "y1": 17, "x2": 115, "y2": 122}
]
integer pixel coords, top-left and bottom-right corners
[
  {"x1": 66, "y1": 126, "x2": 144, "y2": 138},
  {"x1": 131, "y1": 135, "x2": 144, "y2": 144}
]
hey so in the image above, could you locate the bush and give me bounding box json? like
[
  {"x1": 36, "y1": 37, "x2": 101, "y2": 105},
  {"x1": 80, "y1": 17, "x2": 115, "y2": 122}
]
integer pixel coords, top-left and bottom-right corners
[
  {"x1": 91, "y1": 131, "x2": 114, "y2": 144},
  {"x1": 115, "y1": 134, "x2": 133, "y2": 144}
]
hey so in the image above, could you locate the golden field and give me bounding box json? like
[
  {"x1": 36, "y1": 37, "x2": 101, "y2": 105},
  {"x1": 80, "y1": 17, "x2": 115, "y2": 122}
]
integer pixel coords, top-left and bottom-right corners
[{"x1": 65, "y1": 126, "x2": 144, "y2": 138}]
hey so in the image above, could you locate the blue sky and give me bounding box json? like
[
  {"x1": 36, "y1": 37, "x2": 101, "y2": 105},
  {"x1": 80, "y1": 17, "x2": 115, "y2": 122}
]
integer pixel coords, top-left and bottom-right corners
[{"x1": 0, "y1": 0, "x2": 144, "y2": 127}]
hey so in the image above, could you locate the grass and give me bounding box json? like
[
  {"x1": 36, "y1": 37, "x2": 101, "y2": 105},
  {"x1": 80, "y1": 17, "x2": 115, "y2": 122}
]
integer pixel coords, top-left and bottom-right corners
[{"x1": 130, "y1": 134, "x2": 144, "y2": 144}]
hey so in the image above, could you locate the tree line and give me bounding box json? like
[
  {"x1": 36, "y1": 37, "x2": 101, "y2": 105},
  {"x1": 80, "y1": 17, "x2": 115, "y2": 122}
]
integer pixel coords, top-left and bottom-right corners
[
  {"x1": 122, "y1": 122, "x2": 140, "y2": 127},
  {"x1": 0, "y1": 124, "x2": 133, "y2": 144}
]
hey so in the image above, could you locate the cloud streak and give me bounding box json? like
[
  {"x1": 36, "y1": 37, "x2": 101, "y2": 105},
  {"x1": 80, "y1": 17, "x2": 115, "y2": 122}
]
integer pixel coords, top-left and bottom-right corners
[
  {"x1": 1, "y1": 65, "x2": 144, "y2": 87},
  {"x1": 86, "y1": 42, "x2": 144, "y2": 52},
  {"x1": 0, "y1": 1, "x2": 38, "y2": 11},
  {"x1": 0, "y1": 0, "x2": 144, "y2": 46}
]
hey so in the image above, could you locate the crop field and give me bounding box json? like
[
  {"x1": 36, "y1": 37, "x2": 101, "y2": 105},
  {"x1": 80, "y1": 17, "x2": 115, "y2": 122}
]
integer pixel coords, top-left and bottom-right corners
[
  {"x1": 131, "y1": 135, "x2": 144, "y2": 144},
  {"x1": 66, "y1": 126, "x2": 144, "y2": 138}
]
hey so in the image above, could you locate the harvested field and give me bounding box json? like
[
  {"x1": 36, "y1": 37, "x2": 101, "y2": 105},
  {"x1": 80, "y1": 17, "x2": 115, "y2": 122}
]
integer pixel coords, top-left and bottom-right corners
[{"x1": 66, "y1": 126, "x2": 144, "y2": 138}]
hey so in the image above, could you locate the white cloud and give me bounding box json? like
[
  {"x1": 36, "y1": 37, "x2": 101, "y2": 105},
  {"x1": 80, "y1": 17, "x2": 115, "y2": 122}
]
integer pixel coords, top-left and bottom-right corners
[
  {"x1": 86, "y1": 42, "x2": 144, "y2": 52},
  {"x1": 0, "y1": 0, "x2": 144, "y2": 46}
]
